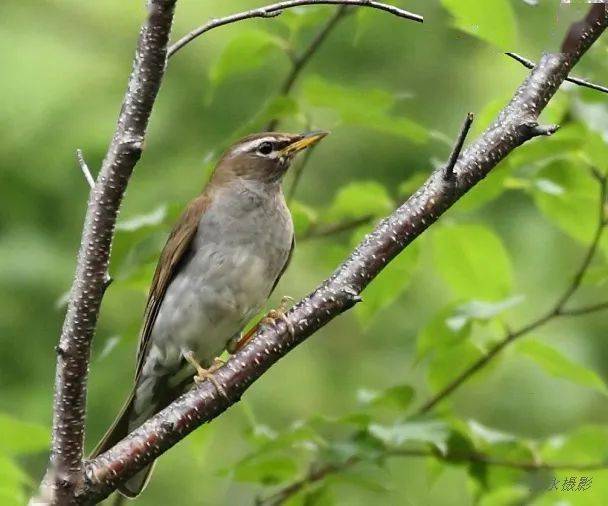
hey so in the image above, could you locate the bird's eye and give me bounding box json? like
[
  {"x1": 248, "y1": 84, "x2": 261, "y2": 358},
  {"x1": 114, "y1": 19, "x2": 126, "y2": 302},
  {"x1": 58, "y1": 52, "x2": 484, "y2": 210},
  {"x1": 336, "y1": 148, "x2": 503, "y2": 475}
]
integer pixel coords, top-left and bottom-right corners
[{"x1": 257, "y1": 141, "x2": 274, "y2": 155}]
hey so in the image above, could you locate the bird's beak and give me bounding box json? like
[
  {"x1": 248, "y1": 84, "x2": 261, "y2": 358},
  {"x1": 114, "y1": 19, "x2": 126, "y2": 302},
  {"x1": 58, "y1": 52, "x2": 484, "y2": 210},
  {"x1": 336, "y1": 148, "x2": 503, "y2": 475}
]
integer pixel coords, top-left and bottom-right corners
[{"x1": 280, "y1": 131, "x2": 329, "y2": 156}]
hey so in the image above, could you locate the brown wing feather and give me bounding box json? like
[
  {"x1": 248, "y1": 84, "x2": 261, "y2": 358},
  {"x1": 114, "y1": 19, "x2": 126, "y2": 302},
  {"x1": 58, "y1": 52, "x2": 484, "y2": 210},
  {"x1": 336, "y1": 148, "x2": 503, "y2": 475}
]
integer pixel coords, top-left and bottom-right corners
[{"x1": 134, "y1": 193, "x2": 211, "y2": 379}]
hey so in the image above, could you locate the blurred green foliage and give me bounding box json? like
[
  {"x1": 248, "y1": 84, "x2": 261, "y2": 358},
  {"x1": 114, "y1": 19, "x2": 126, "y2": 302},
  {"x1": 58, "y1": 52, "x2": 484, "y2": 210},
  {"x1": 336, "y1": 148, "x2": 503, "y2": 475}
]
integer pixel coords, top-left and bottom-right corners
[{"x1": 2, "y1": 1, "x2": 608, "y2": 505}]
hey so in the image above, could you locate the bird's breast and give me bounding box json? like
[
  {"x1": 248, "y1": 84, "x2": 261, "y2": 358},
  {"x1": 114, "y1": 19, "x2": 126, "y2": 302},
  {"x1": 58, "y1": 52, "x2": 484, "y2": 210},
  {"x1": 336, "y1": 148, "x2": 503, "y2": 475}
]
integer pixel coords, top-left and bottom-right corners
[{"x1": 149, "y1": 187, "x2": 293, "y2": 362}]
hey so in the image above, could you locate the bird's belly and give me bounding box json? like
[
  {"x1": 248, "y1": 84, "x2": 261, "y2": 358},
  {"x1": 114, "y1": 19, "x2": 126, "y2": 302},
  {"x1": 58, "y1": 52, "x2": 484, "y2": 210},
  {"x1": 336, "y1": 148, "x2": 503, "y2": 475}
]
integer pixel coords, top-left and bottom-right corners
[{"x1": 149, "y1": 241, "x2": 288, "y2": 368}]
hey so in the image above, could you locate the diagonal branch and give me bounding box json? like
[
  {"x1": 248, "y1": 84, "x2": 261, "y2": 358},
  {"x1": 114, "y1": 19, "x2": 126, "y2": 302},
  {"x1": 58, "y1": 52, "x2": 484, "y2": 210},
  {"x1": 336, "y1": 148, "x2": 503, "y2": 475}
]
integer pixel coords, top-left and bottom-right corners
[
  {"x1": 260, "y1": 448, "x2": 608, "y2": 506},
  {"x1": 80, "y1": 5, "x2": 608, "y2": 503},
  {"x1": 167, "y1": 0, "x2": 423, "y2": 59},
  {"x1": 37, "y1": 1, "x2": 178, "y2": 503},
  {"x1": 506, "y1": 51, "x2": 608, "y2": 95},
  {"x1": 416, "y1": 169, "x2": 608, "y2": 415}
]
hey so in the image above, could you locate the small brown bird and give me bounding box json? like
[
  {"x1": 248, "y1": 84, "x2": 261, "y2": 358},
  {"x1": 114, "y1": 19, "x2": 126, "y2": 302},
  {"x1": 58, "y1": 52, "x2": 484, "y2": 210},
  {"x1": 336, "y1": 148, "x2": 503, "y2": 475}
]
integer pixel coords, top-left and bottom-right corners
[{"x1": 91, "y1": 131, "x2": 328, "y2": 497}]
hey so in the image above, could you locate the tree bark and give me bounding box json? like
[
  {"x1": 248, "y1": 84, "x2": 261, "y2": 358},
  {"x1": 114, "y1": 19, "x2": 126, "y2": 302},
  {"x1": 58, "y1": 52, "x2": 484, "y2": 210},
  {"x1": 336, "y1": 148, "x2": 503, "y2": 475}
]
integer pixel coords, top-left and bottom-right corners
[{"x1": 78, "y1": 4, "x2": 608, "y2": 504}]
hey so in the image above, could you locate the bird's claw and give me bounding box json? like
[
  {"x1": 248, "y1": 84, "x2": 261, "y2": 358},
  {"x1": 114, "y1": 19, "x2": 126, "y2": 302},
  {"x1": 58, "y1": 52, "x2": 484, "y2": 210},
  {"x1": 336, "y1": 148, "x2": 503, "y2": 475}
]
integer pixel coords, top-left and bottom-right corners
[
  {"x1": 229, "y1": 296, "x2": 295, "y2": 353},
  {"x1": 261, "y1": 296, "x2": 295, "y2": 336},
  {"x1": 184, "y1": 352, "x2": 229, "y2": 400}
]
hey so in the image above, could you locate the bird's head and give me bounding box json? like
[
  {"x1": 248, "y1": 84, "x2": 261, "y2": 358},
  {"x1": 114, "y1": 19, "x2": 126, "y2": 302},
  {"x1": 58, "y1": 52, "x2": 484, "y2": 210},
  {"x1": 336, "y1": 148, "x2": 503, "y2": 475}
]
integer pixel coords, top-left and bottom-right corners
[{"x1": 212, "y1": 131, "x2": 328, "y2": 185}]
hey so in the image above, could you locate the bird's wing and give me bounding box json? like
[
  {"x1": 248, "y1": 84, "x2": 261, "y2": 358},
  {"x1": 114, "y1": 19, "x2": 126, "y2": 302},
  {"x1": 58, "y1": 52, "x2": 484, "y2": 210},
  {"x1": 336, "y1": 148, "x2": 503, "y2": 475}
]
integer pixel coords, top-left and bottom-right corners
[
  {"x1": 134, "y1": 194, "x2": 211, "y2": 379},
  {"x1": 269, "y1": 234, "x2": 295, "y2": 295}
]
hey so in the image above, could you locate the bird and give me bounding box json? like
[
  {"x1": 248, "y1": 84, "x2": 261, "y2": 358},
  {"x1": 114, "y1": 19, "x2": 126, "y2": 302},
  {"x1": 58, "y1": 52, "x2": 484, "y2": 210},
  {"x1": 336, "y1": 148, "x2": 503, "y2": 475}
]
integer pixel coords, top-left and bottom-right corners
[{"x1": 90, "y1": 130, "x2": 328, "y2": 498}]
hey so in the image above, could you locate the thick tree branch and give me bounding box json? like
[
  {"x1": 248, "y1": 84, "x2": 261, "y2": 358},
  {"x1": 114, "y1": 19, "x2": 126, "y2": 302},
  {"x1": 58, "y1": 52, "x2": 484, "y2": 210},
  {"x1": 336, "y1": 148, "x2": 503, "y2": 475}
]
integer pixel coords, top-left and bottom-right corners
[
  {"x1": 167, "y1": 0, "x2": 423, "y2": 59},
  {"x1": 37, "y1": 1, "x2": 177, "y2": 504},
  {"x1": 417, "y1": 168, "x2": 608, "y2": 415},
  {"x1": 506, "y1": 51, "x2": 608, "y2": 95},
  {"x1": 77, "y1": 5, "x2": 608, "y2": 503},
  {"x1": 260, "y1": 448, "x2": 608, "y2": 506}
]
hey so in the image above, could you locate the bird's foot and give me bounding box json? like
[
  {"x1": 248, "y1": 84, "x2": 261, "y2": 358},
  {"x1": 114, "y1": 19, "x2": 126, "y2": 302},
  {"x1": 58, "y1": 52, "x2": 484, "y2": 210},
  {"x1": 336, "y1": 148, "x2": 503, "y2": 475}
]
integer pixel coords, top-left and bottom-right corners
[
  {"x1": 262, "y1": 296, "x2": 295, "y2": 336},
  {"x1": 183, "y1": 351, "x2": 228, "y2": 400},
  {"x1": 229, "y1": 296, "x2": 295, "y2": 353}
]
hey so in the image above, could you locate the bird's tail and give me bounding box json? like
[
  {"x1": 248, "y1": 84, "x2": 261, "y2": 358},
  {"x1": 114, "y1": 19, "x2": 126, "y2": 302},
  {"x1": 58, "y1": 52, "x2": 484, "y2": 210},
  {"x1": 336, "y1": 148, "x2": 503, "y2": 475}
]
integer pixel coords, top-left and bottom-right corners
[{"x1": 89, "y1": 387, "x2": 157, "y2": 498}]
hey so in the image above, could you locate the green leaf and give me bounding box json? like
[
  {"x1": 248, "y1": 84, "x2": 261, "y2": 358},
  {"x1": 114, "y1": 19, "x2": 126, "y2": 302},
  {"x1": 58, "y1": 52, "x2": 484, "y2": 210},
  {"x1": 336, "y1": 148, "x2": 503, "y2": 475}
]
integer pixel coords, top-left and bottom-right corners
[
  {"x1": 517, "y1": 340, "x2": 608, "y2": 396},
  {"x1": 417, "y1": 305, "x2": 473, "y2": 361},
  {"x1": 428, "y1": 340, "x2": 485, "y2": 392},
  {"x1": 582, "y1": 129, "x2": 608, "y2": 173},
  {"x1": 0, "y1": 413, "x2": 49, "y2": 455},
  {"x1": 326, "y1": 181, "x2": 393, "y2": 221},
  {"x1": 509, "y1": 123, "x2": 585, "y2": 169},
  {"x1": 291, "y1": 200, "x2": 318, "y2": 237},
  {"x1": 467, "y1": 420, "x2": 518, "y2": 446},
  {"x1": 0, "y1": 456, "x2": 28, "y2": 506},
  {"x1": 302, "y1": 483, "x2": 335, "y2": 506},
  {"x1": 446, "y1": 296, "x2": 524, "y2": 331},
  {"x1": 301, "y1": 76, "x2": 428, "y2": 143},
  {"x1": 368, "y1": 421, "x2": 450, "y2": 454},
  {"x1": 540, "y1": 425, "x2": 608, "y2": 464},
  {"x1": 440, "y1": 0, "x2": 516, "y2": 49},
  {"x1": 532, "y1": 159, "x2": 598, "y2": 245},
  {"x1": 357, "y1": 384, "x2": 414, "y2": 411},
  {"x1": 333, "y1": 468, "x2": 391, "y2": 494},
  {"x1": 356, "y1": 242, "x2": 419, "y2": 325},
  {"x1": 478, "y1": 485, "x2": 529, "y2": 506},
  {"x1": 238, "y1": 96, "x2": 301, "y2": 135},
  {"x1": 210, "y1": 30, "x2": 287, "y2": 87},
  {"x1": 277, "y1": 6, "x2": 330, "y2": 35},
  {"x1": 231, "y1": 454, "x2": 299, "y2": 485},
  {"x1": 432, "y1": 224, "x2": 513, "y2": 300}
]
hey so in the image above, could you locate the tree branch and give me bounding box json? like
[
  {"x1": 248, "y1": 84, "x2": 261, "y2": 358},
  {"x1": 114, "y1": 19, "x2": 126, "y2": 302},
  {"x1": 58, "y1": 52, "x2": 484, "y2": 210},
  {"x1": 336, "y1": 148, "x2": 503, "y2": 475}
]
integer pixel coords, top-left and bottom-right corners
[
  {"x1": 275, "y1": 6, "x2": 351, "y2": 193},
  {"x1": 37, "y1": 1, "x2": 177, "y2": 503},
  {"x1": 266, "y1": 5, "x2": 351, "y2": 131},
  {"x1": 167, "y1": 0, "x2": 423, "y2": 59},
  {"x1": 260, "y1": 448, "x2": 608, "y2": 506},
  {"x1": 506, "y1": 51, "x2": 608, "y2": 95},
  {"x1": 78, "y1": 5, "x2": 608, "y2": 503},
  {"x1": 444, "y1": 112, "x2": 474, "y2": 181},
  {"x1": 417, "y1": 169, "x2": 608, "y2": 415}
]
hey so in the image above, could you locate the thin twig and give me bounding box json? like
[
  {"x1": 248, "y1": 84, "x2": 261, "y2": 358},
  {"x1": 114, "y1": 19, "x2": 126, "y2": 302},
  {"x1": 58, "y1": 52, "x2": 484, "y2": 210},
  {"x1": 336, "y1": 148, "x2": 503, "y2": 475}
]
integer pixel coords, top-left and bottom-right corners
[
  {"x1": 417, "y1": 173, "x2": 608, "y2": 415},
  {"x1": 259, "y1": 448, "x2": 608, "y2": 505},
  {"x1": 444, "y1": 112, "x2": 474, "y2": 181},
  {"x1": 287, "y1": 145, "x2": 315, "y2": 203},
  {"x1": 80, "y1": 7, "x2": 608, "y2": 503},
  {"x1": 506, "y1": 52, "x2": 608, "y2": 95},
  {"x1": 266, "y1": 5, "x2": 351, "y2": 131},
  {"x1": 76, "y1": 149, "x2": 95, "y2": 189},
  {"x1": 167, "y1": 0, "x2": 423, "y2": 59},
  {"x1": 560, "y1": 301, "x2": 608, "y2": 316},
  {"x1": 301, "y1": 214, "x2": 374, "y2": 240}
]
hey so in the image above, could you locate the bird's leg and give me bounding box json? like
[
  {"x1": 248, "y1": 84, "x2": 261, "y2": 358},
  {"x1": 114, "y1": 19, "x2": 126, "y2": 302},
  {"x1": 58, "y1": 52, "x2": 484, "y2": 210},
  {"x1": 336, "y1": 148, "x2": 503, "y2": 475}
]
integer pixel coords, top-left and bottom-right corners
[
  {"x1": 229, "y1": 296, "x2": 295, "y2": 353},
  {"x1": 183, "y1": 351, "x2": 228, "y2": 400}
]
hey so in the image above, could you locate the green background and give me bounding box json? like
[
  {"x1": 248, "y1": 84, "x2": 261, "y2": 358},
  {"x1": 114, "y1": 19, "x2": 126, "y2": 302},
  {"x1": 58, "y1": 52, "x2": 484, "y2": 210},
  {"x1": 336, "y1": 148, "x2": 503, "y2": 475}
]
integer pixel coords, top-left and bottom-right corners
[{"x1": 2, "y1": 1, "x2": 608, "y2": 505}]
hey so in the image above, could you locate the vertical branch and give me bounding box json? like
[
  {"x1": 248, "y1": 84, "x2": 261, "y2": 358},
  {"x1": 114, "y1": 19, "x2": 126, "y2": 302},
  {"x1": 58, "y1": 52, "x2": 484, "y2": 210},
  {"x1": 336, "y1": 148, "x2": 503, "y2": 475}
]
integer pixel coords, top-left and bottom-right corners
[
  {"x1": 266, "y1": 5, "x2": 350, "y2": 131},
  {"x1": 40, "y1": 1, "x2": 178, "y2": 503}
]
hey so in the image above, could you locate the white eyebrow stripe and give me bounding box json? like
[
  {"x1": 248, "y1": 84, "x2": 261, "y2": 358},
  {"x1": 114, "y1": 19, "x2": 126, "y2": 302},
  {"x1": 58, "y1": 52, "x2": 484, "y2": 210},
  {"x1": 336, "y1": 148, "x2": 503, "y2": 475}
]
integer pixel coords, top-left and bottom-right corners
[
  {"x1": 231, "y1": 136, "x2": 277, "y2": 156},
  {"x1": 230, "y1": 136, "x2": 292, "y2": 156}
]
